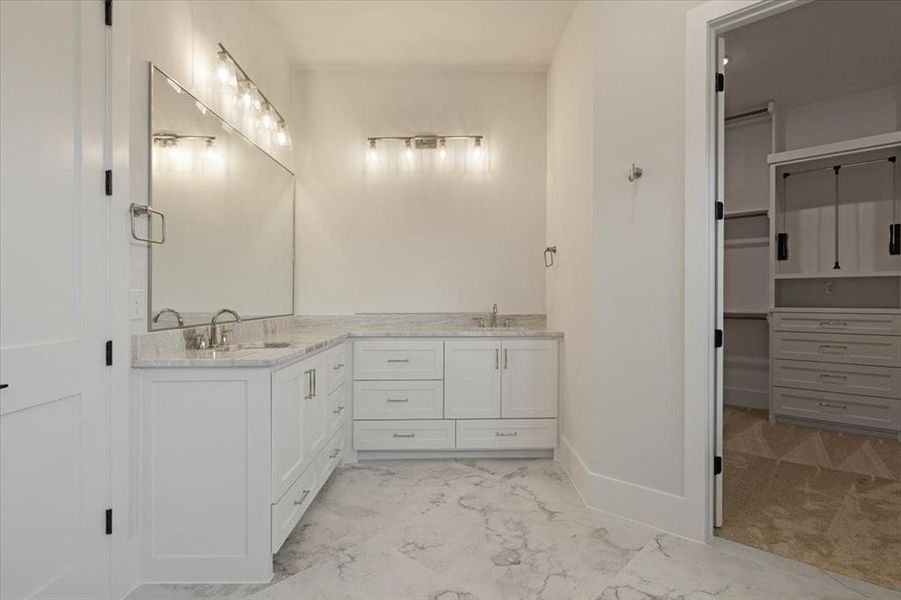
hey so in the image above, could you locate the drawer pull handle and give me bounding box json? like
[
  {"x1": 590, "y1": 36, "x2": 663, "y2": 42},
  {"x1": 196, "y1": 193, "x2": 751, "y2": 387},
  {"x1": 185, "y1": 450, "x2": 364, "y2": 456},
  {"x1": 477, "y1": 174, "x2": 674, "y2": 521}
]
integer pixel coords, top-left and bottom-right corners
[
  {"x1": 293, "y1": 490, "x2": 311, "y2": 505},
  {"x1": 818, "y1": 320, "x2": 847, "y2": 328},
  {"x1": 333, "y1": 363, "x2": 344, "y2": 370},
  {"x1": 495, "y1": 431, "x2": 518, "y2": 437},
  {"x1": 304, "y1": 369, "x2": 314, "y2": 399},
  {"x1": 387, "y1": 358, "x2": 410, "y2": 363},
  {"x1": 386, "y1": 397, "x2": 409, "y2": 403},
  {"x1": 333, "y1": 406, "x2": 345, "y2": 414},
  {"x1": 819, "y1": 373, "x2": 848, "y2": 384},
  {"x1": 818, "y1": 402, "x2": 848, "y2": 410},
  {"x1": 392, "y1": 433, "x2": 416, "y2": 438},
  {"x1": 818, "y1": 344, "x2": 848, "y2": 353},
  {"x1": 329, "y1": 448, "x2": 341, "y2": 458}
]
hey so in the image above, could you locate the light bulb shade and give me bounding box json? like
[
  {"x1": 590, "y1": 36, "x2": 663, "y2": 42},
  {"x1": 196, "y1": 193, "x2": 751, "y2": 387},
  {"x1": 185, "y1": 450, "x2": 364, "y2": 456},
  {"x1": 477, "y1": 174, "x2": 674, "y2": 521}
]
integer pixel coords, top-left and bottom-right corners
[
  {"x1": 438, "y1": 138, "x2": 447, "y2": 160},
  {"x1": 472, "y1": 137, "x2": 485, "y2": 162},
  {"x1": 275, "y1": 125, "x2": 290, "y2": 146},
  {"x1": 367, "y1": 139, "x2": 378, "y2": 162}
]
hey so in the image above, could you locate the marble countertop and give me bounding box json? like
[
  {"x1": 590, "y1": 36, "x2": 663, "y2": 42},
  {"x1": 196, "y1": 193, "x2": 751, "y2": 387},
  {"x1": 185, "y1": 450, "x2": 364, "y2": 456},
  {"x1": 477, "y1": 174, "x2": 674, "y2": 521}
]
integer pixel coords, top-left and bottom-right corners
[{"x1": 132, "y1": 314, "x2": 562, "y2": 368}]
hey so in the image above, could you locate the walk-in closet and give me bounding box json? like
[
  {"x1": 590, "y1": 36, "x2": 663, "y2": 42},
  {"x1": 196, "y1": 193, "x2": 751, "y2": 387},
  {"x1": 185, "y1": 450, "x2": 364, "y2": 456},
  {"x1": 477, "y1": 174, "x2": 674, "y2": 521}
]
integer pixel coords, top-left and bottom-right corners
[{"x1": 717, "y1": 0, "x2": 901, "y2": 589}]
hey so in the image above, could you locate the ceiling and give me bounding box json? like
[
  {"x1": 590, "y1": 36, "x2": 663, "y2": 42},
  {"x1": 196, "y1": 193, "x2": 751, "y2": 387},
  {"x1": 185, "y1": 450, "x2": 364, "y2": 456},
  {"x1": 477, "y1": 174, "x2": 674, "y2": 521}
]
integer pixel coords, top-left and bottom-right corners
[
  {"x1": 724, "y1": 0, "x2": 901, "y2": 114},
  {"x1": 258, "y1": 0, "x2": 576, "y2": 69}
]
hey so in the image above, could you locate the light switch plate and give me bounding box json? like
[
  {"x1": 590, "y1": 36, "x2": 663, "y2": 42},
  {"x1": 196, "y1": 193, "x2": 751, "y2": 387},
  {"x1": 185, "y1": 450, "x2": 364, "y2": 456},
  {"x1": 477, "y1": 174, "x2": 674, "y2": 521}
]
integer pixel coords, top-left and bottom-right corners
[{"x1": 130, "y1": 289, "x2": 146, "y2": 320}]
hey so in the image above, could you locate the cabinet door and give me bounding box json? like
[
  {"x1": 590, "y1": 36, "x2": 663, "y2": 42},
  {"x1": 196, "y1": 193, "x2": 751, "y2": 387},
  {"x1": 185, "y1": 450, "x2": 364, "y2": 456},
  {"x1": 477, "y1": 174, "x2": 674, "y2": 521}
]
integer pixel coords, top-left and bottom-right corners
[
  {"x1": 304, "y1": 354, "x2": 330, "y2": 461},
  {"x1": 501, "y1": 340, "x2": 558, "y2": 418},
  {"x1": 271, "y1": 359, "x2": 311, "y2": 501},
  {"x1": 444, "y1": 340, "x2": 501, "y2": 419}
]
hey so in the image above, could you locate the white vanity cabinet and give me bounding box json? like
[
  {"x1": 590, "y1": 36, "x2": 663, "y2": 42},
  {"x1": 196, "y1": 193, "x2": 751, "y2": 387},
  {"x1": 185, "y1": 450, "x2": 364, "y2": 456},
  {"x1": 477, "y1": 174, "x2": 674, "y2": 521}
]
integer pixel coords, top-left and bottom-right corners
[
  {"x1": 353, "y1": 337, "x2": 559, "y2": 453},
  {"x1": 137, "y1": 342, "x2": 350, "y2": 584}
]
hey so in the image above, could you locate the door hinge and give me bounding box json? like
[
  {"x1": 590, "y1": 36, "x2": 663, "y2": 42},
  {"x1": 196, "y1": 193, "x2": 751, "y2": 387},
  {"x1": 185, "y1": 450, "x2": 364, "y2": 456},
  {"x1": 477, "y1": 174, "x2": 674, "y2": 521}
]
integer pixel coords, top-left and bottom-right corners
[
  {"x1": 104, "y1": 0, "x2": 112, "y2": 27},
  {"x1": 776, "y1": 232, "x2": 789, "y2": 261},
  {"x1": 105, "y1": 340, "x2": 113, "y2": 366},
  {"x1": 715, "y1": 73, "x2": 724, "y2": 93},
  {"x1": 714, "y1": 329, "x2": 723, "y2": 348},
  {"x1": 104, "y1": 169, "x2": 112, "y2": 196},
  {"x1": 105, "y1": 508, "x2": 113, "y2": 535},
  {"x1": 715, "y1": 201, "x2": 724, "y2": 220},
  {"x1": 713, "y1": 456, "x2": 723, "y2": 476}
]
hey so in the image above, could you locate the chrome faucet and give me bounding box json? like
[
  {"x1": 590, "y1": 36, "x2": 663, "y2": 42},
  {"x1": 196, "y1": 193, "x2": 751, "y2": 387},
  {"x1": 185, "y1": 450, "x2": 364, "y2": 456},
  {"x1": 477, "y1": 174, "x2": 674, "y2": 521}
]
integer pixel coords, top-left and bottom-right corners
[
  {"x1": 210, "y1": 308, "x2": 240, "y2": 348},
  {"x1": 489, "y1": 303, "x2": 498, "y2": 328},
  {"x1": 152, "y1": 308, "x2": 184, "y2": 327}
]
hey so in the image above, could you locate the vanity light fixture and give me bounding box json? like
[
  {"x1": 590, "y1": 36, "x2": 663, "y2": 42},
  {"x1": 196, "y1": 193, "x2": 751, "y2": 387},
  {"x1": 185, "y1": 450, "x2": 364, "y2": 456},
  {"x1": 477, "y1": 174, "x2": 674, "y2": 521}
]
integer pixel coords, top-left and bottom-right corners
[
  {"x1": 365, "y1": 134, "x2": 485, "y2": 163},
  {"x1": 215, "y1": 43, "x2": 291, "y2": 147}
]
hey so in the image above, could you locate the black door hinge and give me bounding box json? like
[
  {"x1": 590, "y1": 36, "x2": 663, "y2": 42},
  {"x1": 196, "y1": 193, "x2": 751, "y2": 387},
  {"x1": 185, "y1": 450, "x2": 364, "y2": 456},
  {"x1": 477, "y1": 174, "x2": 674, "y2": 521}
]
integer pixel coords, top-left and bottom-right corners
[
  {"x1": 715, "y1": 201, "x2": 724, "y2": 220},
  {"x1": 105, "y1": 340, "x2": 113, "y2": 366},
  {"x1": 713, "y1": 456, "x2": 723, "y2": 476},
  {"x1": 104, "y1": 0, "x2": 112, "y2": 27},
  {"x1": 714, "y1": 329, "x2": 723, "y2": 348},
  {"x1": 776, "y1": 232, "x2": 789, "y2": 261},
  {"x1": 715, "y1": 73, "x2": 724, "y2": 93},
  {"x1": 105, "y1": 170, "x2": 112, "y2": 196},
  {"x1": 105, "y1": 508, "x2": 113, "y2": 535}
]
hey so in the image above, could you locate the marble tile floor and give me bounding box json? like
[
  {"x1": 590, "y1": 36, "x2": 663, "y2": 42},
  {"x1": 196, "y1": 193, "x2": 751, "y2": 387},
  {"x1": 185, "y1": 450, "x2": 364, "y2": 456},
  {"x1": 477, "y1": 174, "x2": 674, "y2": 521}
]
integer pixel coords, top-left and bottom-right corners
[
  {"x1": 128, "y1": 458, "x2": 900, "y2": 600},
  {"x1": 719, "y1": 407, "x2": 901, "y2": 591}
]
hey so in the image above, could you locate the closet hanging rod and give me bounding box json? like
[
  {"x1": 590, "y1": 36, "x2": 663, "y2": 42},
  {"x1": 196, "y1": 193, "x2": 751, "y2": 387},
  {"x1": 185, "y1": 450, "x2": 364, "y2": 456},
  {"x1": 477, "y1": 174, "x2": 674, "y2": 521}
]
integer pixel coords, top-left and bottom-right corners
[
  {"x1": 724, "y1": 209, "x2": 768, "y2": 220},
  {"x1": 725, "y1": 107, "x2": 771, "y2": 123},
  {"x1": 783, "y1": 155, "x2": 896, "y2": 177}
]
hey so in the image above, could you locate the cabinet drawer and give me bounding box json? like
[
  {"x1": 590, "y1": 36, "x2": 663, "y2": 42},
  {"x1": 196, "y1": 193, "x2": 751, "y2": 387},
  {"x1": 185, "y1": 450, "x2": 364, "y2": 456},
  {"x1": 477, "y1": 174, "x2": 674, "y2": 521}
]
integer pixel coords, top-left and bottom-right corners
[
  {"x1": 317, "y1": 429, "x2": 345, "y2": 486},
  {"x1": 773, "y1": 359, "x2": 901, "y2": 399},
  {"x1": 328, "y1": 383, "x2": 348, "y2": 437},
  {"x1": 774, "y1": 387, "x2": 900, "y2": 432},
  {"x1": 772, "y1": 332, "x2": 901, "y2": 367},
  {"x1": 772, "y1": 312, "x2": 901, "y2": 336},
  {"x1": 328, "y1": 343, "x2": 349, "y2": 393},
  {"x1": 353, "y1": 380, "x2": 443, "y2": 420},
  {"x1": 354, "y1": 340, "x2": 444, "y2": 380},
  {"x1": 455, "y1": 419, "x2": 557, "y2": 450},
  {"x1": 353, "y1": 420, "x2": 455, "y2": 450},
  {"x1": 271, "y1": 463, "x2": 317, "y2": 553}
]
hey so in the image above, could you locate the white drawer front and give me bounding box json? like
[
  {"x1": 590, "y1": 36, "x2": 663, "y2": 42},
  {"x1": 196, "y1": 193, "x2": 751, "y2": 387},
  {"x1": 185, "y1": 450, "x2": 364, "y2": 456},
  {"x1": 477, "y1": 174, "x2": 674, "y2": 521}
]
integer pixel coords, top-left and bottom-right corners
[
  {"x1": 317, "y1": 429, "x2": 345, "y2": 486},
  {"x1": 353, "y1": 420, "x2": 455, "y2": 450},
  {"x1": 456, "y1": 419, "x2": 557, "y2": 450},
  {"x1": 328, "y1": 343, "x2": 349, "y2": 393},
  {"x1": 772, "y1": 332, "x2": 901, "y2": 367},
  {"x1": 328, "y1": 383, "x2": 349, "y2": 437},
  {"x1": 354, "y1": 340, "x2": 444, "y2": 380},
  {"x1": 774, "y1": 387, "x2": 900, "y2": 432},
  {"x1": 772, "y1": 312, "x2": 901, "y2": 336},
  {"x1": 353, "y1": 380, "x2": 444, "y2": 420},
  {"x1": 773, "y1": 359, "x2": 901, "y2": 399},
  {"x1": 271, "y1": 463, "x2": 317, "y2": 553}
]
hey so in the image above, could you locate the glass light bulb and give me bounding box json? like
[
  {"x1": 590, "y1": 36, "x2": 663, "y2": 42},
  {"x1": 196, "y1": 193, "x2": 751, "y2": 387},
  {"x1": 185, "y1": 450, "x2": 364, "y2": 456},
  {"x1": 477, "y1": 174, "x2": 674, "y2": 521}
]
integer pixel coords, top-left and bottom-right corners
[
  {"x1": 275, "y1": 127, "x2": 289, "y2": 146},
  {"x1": 438, "y1": 138, "x2": 447, "y2": 161},
  {"x1": 403, "y1": 140, "x2": 413, "y2": 162},
  {"x1": 261, "y1": 105, "x2": 274, "y2": 130},
  {"x1": 472, "y1": 137, "x2": 485, "y2": 163}
]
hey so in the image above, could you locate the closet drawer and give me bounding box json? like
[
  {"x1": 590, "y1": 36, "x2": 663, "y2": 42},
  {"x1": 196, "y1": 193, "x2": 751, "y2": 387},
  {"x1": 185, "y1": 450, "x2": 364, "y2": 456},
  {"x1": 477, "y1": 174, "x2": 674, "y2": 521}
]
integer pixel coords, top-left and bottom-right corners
[
  {"x1": 353, "y1": 420, "x2": 455, "y2": 450},
  {"x1": 455, "y1": 419, "x2": 557, "y2": 450},
  {"x1": 328, "y1": 382, "x2": 348, "y2": 437},
  {"x1": 271, "y1": 463, "x2": 317, "y2": 553},
  {"x1": 772, "y1": 359, "x2": 901, "y2": 399},
  {"x1": 354, "y1": 340, "x2": 444, "y2": 380},
  {"x1": 774, "y1": 387, "x2": 900, "y2": 432},
  {"x1": 772, "y1": 332, "x2": 901, "y2": 367},
  {"x1": 353, "y1": 380, "x2": 443, "y2": 420},
  {"x1": 317, "y1": 429, "x2": 345, "y2": 485},
  {"x1": 772, "y1": 312, "x2": 901, "y2": 336},
  {"x1": 327, "y1": 343, "x2": 349, "y2": 392}
]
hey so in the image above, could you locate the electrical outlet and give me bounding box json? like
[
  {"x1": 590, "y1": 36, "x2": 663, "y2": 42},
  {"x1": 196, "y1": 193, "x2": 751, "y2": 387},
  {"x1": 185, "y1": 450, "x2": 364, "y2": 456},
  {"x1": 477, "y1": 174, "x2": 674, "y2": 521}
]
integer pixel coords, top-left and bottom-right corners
[
  {"x1": 825, "y1": 279, "x2": 838, "y2": 296},
  {"x1": 130, "y1": 289, "x2": 146, "y2": 320}
]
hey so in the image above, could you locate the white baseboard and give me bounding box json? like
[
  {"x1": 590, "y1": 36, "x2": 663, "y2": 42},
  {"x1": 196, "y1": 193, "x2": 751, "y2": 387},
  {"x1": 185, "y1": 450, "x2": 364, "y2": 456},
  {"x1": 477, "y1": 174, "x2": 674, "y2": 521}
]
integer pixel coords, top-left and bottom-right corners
[
  {"x1": 555, "y1": 435, "x2": 706, "y2": 541},
  {"x1": 356, "y1": 449, "x2": 554, "y2": 461},
  {"x1": 723, "y1": 386, "x2": 768, "y2": 410}
]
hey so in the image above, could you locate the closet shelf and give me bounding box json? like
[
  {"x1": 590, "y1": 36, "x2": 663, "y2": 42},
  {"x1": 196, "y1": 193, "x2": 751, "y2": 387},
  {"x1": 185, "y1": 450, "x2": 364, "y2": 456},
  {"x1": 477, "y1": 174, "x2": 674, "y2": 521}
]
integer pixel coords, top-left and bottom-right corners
[
  {"x1": 767, "y1": 131, "x2": 901, "y2": 167},
  {"x1": 774, "y1": 271, "x2": 901, "y2": 280}
]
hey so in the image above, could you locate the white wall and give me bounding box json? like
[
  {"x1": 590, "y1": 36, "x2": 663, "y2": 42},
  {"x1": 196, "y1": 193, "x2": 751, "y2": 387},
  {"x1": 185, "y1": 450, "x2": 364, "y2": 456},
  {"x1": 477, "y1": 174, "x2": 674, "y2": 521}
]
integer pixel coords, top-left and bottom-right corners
[
  {"x1": 127, "y1": 0, "x2": 294, "y2": 333},
  {"x1": 546, "y1": 1, "x2": 595, "y2": 495},
  {"x1": 292, "y1": 69, "x2": 547, "y2": 314}
]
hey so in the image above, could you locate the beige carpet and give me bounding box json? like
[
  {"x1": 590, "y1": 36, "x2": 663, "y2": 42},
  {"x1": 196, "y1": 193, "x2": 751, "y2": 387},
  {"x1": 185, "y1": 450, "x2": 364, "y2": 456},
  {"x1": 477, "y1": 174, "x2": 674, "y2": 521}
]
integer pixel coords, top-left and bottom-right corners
[{"x1": 717, "y1": 407, "x2": 901, "y2": 591}]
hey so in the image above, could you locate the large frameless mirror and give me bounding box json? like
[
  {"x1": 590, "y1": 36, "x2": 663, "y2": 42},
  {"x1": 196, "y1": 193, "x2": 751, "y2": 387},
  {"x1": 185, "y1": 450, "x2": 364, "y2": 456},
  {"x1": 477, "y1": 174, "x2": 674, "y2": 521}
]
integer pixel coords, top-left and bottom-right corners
[{"x1": 148, "y1": 65, "x2": 294, "y2": 330}]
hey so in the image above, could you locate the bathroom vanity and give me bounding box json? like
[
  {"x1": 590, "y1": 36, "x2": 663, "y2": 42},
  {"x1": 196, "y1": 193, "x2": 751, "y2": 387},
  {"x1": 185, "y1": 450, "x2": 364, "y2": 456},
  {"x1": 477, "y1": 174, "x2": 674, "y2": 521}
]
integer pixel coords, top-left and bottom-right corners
[{"x1": 133, "y1": 316, "x2": 561, "y2": 583}]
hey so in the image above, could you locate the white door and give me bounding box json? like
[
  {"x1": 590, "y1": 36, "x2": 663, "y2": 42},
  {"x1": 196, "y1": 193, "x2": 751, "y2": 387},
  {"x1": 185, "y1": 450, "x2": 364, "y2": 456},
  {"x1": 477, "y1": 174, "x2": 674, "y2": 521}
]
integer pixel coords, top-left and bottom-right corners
[
  {"x1": 303, "y1": 354, "x2": 329, "y2": 459},
  {"x1": 444, "y1": 340, "x2": 501, "y2": 419},
  {"x1": 501, "y1": 340, "x2": 558, "y2": 419},
  {"x1": 0, "y1": 1, "x2": 111, "y2": 598},
  {"x1": 714, "y1": 35, "x2": 726, "y2": 529}
]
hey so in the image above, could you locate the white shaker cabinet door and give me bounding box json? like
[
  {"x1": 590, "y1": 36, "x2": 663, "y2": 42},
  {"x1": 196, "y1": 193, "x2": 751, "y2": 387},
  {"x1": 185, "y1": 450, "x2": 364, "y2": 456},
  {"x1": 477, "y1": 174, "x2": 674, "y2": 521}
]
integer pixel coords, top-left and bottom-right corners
[
  {"x1": 444, "y1": 340, "x2": 502, "y2": 419},
  {"x1": 272, "y1": 359, "x2": 312, "y2": 501},
  {"x1": 501, "y1": 340, "x2": 559, "y2": 418}
]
